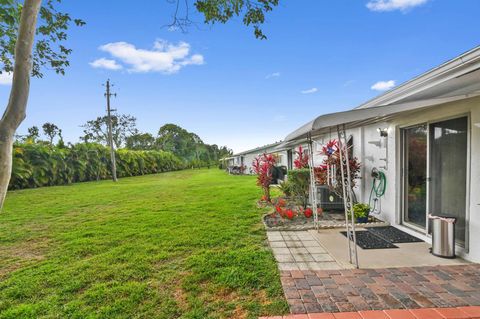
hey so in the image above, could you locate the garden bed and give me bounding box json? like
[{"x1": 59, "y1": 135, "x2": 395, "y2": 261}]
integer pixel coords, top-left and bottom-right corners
[{"x1": 263, "y1": 210, "x2": 389, "y2": 231}]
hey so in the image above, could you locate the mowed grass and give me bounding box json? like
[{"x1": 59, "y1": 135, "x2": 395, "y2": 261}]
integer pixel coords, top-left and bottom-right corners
[{"x1": 0, "y1": 169, "x2": 288, "y2": 319}]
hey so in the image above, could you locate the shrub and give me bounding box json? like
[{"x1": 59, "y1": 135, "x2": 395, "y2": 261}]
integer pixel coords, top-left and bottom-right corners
[
  {"x1": 287, "y1": 169, "x2": 310, "y2": 208},
  {"x1": 252, "y1": 153, "x2": 277, "y2": 202},
  {"x1": 9, "y1": 142, "x2": 185, "y2": 190},
  {"x1": 293, "y1": 146, "x2": 309, "y2": 169}
]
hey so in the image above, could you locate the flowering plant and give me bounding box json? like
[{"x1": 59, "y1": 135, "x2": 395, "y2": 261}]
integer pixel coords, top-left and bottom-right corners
[
  {"x1": 304, "y1": 207, "x2": 313, "y2": 218},
  {"x1": 252, "y1": 153, "x2": 277, "y2": 202},
  {"x1": 316, "y1": 139, "x2": 361, "y2": 200},
  {"x1": 293, "y1": 145, "x2": 309, "y2": 169}
]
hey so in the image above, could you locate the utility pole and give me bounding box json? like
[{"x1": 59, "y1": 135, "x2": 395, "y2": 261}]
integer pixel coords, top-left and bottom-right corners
[{"x1": 104, "y1": 79, "x2": 118, "y2": 182}]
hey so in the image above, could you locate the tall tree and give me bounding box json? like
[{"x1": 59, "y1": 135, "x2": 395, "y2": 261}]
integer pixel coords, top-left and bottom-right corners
[
  {"x1": 26, "y1": 125, "x2": 39, "y2": 142},
  {"x1": 125, "y1": 132, "x2": 155, "y2": 150},
  {"x1": 0, "y1": 0, "x2": 84, "y2": 209},
  {"x1": 156, "y1": 123, "x2": 202, "y2": 160},
  {"x1": 42, "y1": 122, "x2": 60, "y2": 144},
  {"x1": 81, "y1": 114, "x2": 137, "y2": 149}
]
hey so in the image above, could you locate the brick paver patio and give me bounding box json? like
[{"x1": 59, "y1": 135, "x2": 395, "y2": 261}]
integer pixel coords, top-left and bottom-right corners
[
  {"x1": 260, "y1": 306, "x2": 480, "y2": 318},
  {"x1": 280, "y1": 264, "x2": 480, "y2": 314}
]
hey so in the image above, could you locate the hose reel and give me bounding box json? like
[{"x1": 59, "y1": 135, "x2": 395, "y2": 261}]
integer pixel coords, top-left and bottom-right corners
[{"x1": 369, "y1": 168, "x2": 386, "y2": 214}]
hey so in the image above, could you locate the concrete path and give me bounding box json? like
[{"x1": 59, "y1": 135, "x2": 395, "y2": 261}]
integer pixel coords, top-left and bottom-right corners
[{"x1": 267, "y1": 231, "x2": 346, "y2": 271}]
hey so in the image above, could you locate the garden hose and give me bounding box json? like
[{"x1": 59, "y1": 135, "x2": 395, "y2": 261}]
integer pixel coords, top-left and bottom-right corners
[{"x1": 369, "y1": 169, "x2": 386, "y2": 213}]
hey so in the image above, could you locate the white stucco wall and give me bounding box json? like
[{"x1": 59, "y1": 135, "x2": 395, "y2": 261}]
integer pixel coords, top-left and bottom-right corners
[{"x1": 359, "y1": 97, "x2": 479, "y2": 262}]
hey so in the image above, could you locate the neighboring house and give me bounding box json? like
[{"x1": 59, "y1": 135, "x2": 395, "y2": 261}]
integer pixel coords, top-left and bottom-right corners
[
  {"x1": 281, "y1": 46, "x2": 480, "y2": 262},
  {"x1": 230, "y1": 141, "x2": 288, "y2": 174}
]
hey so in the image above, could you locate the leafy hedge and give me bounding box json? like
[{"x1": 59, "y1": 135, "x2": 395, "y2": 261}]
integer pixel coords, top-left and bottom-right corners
[{"x1": 9, "y1": 143, "x2": 185, "y2": 190}]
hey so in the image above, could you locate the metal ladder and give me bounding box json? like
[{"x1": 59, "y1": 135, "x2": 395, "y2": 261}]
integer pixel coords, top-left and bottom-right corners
[
  {"x1": 307, "y1": 135, "x2": 319, "y2": 229},
  {"x1": 337, "y1": 124, "x2": 359, "y2": 268}
]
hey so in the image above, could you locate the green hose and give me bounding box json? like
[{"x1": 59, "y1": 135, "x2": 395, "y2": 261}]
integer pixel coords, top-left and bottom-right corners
[{"x1": 369, "y1": 170, "x2": 386, "y2": 209}]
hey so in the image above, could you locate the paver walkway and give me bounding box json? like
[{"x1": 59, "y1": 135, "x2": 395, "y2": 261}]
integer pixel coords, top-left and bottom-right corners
[
  {"x1": 280, "y1": 264, "x2": 480, "y2": 314},
  {"x1": 267, "y1": 231, "x2": 344, "y2": 271},
  {"x1": 260, "y1": 306, "x2": 480, "y2": 318}
]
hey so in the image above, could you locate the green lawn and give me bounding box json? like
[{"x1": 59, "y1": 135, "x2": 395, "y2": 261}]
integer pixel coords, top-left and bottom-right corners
[{"x1": 0, "y1": 169, "x2": 288, "y2": 319}]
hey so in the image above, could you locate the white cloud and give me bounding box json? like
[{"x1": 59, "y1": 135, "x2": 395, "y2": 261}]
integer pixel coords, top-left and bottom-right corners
[
  {"x1": 265, "y1": 72, "x2": 280, "y2": 79},
  {"x1": 371, "y1": 80, "x2": 396, "y2": 91},
  {"x1": 89, "y1": 58, "x2": 123, "y2": 70},
  {"x1": 97, "y1": 39, "x2": 204, "y2": 74},
  {"x1": 366, "y1": 0, "x2": 429, "y2": 12},
  {"x1": 0, "y1": 72, "x2": 12, "y2": 85},
  {"x1": 301, "y1": 87, "x2": 318, "y2": 94}
]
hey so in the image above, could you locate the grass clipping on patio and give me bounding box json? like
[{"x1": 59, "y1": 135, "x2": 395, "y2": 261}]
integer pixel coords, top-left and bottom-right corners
[{"x1": 0, "y1": 169, "x2": 288, "y2": 318}]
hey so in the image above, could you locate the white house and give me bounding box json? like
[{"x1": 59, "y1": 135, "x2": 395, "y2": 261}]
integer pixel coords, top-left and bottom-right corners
[
  {"x1": 230, "y1": 141, "x2": 289, "y2": 174},
  {"x1": 281, "y1": 46, "x2": 480, "y2": 262}
]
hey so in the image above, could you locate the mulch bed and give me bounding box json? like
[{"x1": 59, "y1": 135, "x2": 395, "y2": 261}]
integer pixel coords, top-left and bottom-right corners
[
  {"x1": 341, "y1": 230, "x2": 398, "y2": 249},
  {"x1": 264, "y1": 211, "x2": 388, "y2": 231},
  {"x1": 263, "y1": 212, "x2": 313, "y2": 228}
]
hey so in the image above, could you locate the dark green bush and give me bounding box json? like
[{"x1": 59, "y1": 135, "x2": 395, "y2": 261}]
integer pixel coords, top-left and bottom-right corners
[
  {"x1": 9, "y1": 142, "x2": 185, "y2": 190},
  {"x1": 287, "y1": 169, "x2": 310, "y2": 208}
]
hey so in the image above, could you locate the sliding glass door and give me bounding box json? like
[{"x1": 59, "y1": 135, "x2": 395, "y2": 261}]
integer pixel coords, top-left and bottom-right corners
[
  {"x1": 402, "y1": 116, "x2": 468, "y2": 246},
  {"x1": 403, "y1": 125, "x2": 428, "y2": 229}
]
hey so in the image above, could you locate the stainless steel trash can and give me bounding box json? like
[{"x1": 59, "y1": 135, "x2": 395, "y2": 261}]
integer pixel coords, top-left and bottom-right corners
[{"x1": 429, "y1": 214, "x2": 456, "y2": 258}]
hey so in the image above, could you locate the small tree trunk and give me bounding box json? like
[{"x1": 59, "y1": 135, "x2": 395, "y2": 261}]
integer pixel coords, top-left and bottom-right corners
[{"x1": 0, "y1": 0, "x2": 42, "y2": 210}]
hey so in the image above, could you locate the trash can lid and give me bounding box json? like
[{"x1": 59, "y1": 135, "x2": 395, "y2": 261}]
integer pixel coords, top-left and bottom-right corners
[{"x1": 428, "y1": 214, "x2": 456, "y2": 223}]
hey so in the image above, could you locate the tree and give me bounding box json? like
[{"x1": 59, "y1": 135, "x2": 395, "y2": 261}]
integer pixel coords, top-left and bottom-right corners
[
  {"x1": 81, "y1": 114, "x2": 137, "y2": 149},
  {"x1": 156, "y1": 123, "x2": 200, "y2": 160},
  {"x1": 0, "y1": 0, "x2": 278, "y2": 209},
  {"x1": 170, "y1": 0, "x2": 279, "y2": 40},
  {"x1": 42, "y1": 122, "x2": 60, "y2": 144},
  {"x1": 125, "y1": 132, "x2": 155, "y2": 150},
  {"x1": 27, "y1": 126, "x2": 40, "y2": 142},
  {"x1": 0, "y1": 0, "x2": 84, "y2": 209}
]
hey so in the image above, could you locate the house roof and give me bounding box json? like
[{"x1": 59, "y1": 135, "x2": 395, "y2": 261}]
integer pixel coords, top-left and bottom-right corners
[
  {"x1": 233, "y1": 141, "x2": 284, "y2": 157},
  {"x1": 282, "y1": 45, "x2": 480, "y2": 143}
]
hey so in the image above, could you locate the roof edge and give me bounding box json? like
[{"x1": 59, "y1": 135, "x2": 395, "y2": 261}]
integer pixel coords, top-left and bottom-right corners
[{"x1": 357, "y1": 45, "x2": 480, "y2": 109}]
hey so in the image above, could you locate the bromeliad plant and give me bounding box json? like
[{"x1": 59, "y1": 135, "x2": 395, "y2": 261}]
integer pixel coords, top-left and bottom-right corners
[
  {"x1": 315, "y1": 139, "x2": 361, "y2": 201},
  {"x1": 293, "y1": 145, "x2": 309, "y2": 169},
  {"x1": 252, "y1": 153, "x2": 277, "y2": 203}
]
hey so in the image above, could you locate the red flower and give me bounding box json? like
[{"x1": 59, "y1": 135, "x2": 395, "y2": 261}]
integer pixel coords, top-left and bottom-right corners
[
  {"x1": 294, "y1": 145, "x2": 309, "y2": 169},
  {"x1": 286, "y1": 209, "x2": 295, "y2": 220},
  {"x1": 304, "y1": 208, "x2": 313, "y2": 218},
  {"x1": 275, "y1": 205, "x2": 282, "y2": 213}
]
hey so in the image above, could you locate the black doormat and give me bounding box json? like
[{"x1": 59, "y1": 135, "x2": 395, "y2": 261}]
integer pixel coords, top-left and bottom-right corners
[
  {"x1": 366, "y1": 226, "x2": 424, "y2": 243},
  {"x1": 340, "y1": 231, "x2": 398, "y2": 249}
]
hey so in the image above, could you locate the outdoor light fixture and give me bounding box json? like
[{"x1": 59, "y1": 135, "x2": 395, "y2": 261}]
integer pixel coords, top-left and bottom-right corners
[{"x1": 377, "y1": 128, "x2": 388, "y2": 137}]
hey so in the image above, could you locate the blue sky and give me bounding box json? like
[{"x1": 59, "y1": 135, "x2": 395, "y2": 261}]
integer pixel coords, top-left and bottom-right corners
[{"x1": 1, "y1": 0, "x2": 479, "y2": 153}]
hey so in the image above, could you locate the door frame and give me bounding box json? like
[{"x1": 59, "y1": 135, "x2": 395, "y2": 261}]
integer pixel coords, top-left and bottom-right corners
[
  {"x1": 400, "y1": 122, "x2": 430, "y2": 234},
  {"x1": 399, "y1": 113, "x2": 471, "y2": 250}
]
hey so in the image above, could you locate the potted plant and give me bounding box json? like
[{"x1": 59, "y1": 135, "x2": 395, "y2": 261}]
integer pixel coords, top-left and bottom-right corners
[{"x1": 350, "y1": 203, "x2": 371, "y2": 223}]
